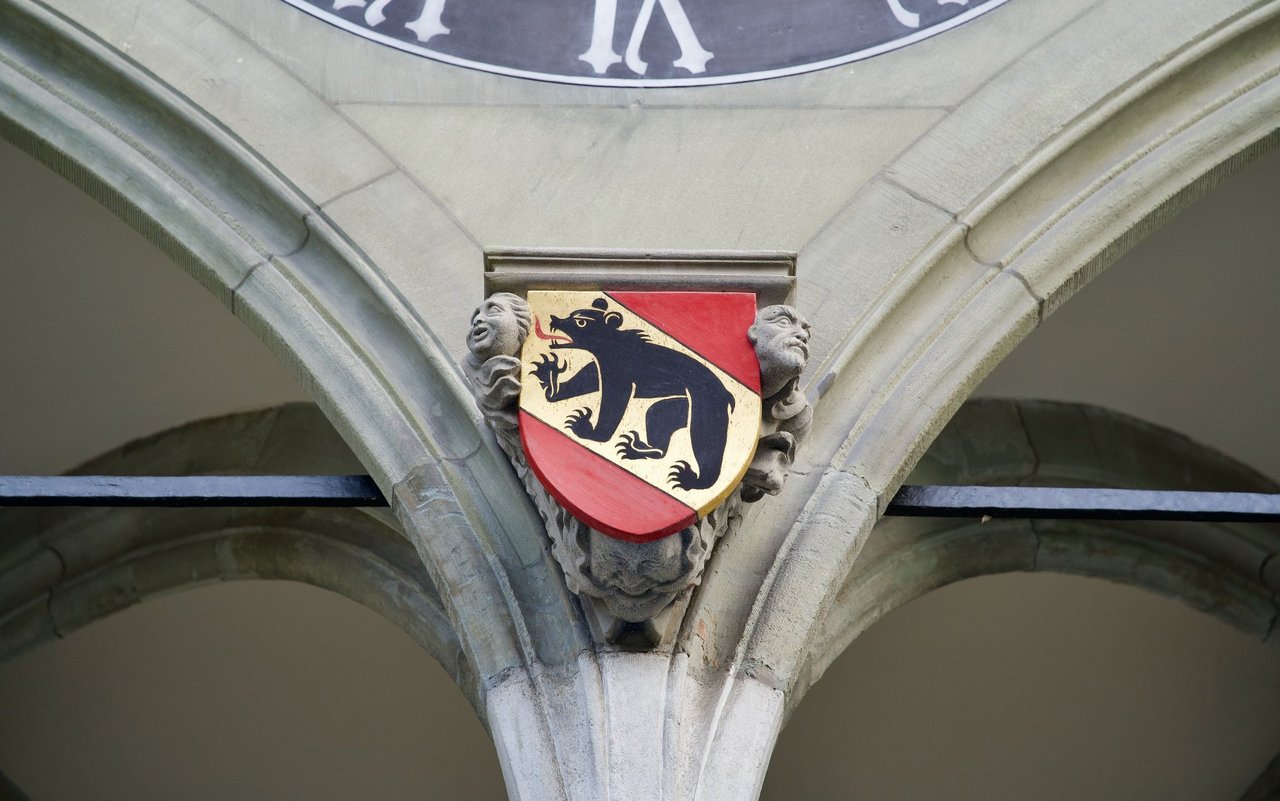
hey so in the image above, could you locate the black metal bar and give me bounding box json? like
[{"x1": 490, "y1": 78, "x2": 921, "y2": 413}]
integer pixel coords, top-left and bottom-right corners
[
  {"x1": 3, "y1": 477, "x2": 1279, "y2": 522},
  {"x1": 886, "y1": 485, "x2": 1280, "y2": 523},
  {"x1": 0, "y1": 475, "x2": 387, "y2": 508}
]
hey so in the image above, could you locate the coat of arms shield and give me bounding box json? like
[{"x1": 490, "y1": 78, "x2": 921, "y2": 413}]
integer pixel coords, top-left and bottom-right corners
[{"x1": 519, "y1": 290, "x2": 761, "y2": 542}]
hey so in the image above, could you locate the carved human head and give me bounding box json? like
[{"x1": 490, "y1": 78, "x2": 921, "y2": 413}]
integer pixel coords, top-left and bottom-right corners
[
  {"x1": 468, "y1": 292, "x2": 531, "y2": 361},
  {"x1": 555, "y1": 521, "x2": 712, "y2": 623},
  {"x1": 749, "y1": 304, "x2": 811, "y2": 397}
]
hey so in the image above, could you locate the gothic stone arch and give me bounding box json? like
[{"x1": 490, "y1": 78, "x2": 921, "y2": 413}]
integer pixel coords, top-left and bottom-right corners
[
  {"x1": 807, "y1": 398, "x2": 1280, "y2": 695},
  {"x1": 0, "y1": 404, "x2": 464, "y2": 682},
  {"x1": 1, "y1": 0, "x2": 1277, "y2": 797}
]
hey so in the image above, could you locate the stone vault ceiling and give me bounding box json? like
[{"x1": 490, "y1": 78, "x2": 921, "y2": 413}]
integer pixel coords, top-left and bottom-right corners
[{"x1": 0, "y1": 137, "x2": 1277, "y2": 798}]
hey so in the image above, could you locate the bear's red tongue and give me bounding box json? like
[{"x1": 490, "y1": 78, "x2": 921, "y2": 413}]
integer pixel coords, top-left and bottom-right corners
[{"x1": 534, "y1": 317, "x2": 573, "y2": 344}]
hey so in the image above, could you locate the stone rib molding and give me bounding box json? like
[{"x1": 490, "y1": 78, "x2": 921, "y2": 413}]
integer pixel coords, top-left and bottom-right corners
[
  {"x1": 484, "y1": 248, "x2": 797, "y2": 306},
  {"x1": 727, "y1": 1, "x2": 1280, "y2": 719},
  {"x1": 0, "y1": 406, "x2": 462, "y2": 680},
  {"x1": 807, "y1": 399, "x2": 1280, "y2": 696},
  {"x1": 0, "y1": 0, "x2": 581, "y2": 721},
  {"x1": 3, "y1": 0, "x2": 1279, "y2": 797}
]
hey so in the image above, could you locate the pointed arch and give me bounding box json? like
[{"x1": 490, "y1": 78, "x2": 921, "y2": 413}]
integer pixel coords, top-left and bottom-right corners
[
  {"x1": 0, "y1": 0, "x2": 586, "y2": 719},
  {"x1": 805, "y1": 399, "x2": 1280, "y2": 691}
]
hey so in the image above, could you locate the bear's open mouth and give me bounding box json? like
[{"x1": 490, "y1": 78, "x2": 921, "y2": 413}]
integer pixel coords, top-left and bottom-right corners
[{"x1": 534, "y1": 316, "x2": 573, "y2": 347}]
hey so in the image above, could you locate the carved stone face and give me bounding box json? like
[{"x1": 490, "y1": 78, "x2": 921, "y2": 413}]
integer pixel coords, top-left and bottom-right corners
[
  {"x1": 749, "y1": 305, "x2": 811, "y2": 397},
  {"x1": 468, "y1": 292, "x2": 529, "y2": 361},
  {"x1": 577, "y1": 527, "x2": 702, "y2": 621}
]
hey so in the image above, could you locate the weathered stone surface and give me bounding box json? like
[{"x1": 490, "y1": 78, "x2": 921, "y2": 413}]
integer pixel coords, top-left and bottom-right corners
[
  {"x1": 486, "y1": 648, "x2": 787, "y2": 801},
  {"x1": 808, "y1": 516, "x2": 1039, "y2": 690},
  {"x1": 7, "y1": 0, "x2": 1280, "y2": 796},
  {"x1": 910, "y1": 398, "x2": 1036, "y2": 485},
  {"x1": 0, "y1": 33, "x2": 263, "y2": 302},
  {"x1": 321, "y1": 170, "x2": 482, "y2": 359},
  {"x1": 0, "y1": 407, "x2": 459, "y2": 684},
  {"x1": 802, "y1": 224, "x2": 999, "y2": 462},
  {"x1": 840, "y1": 271, "x2": 1040, "y2": 500},
  {"x1": 52, "y1": 0, "x2": 394, "y2": 206},
  {"x1": 807, "y1": 398, "x2": 1280, "y2": 702},
  {"x1": 886, "y1": 0, "x2": 1267, "y2": 216},
  {"x1": 798, "y1": 178, "x2": 958, "y2": 361},
  {"x1": 341, "y1": 103, "x2": 940, "y2": 253},
  {"x1": 1034, "y1": 520, "x2": 1275, "y2": 640}
]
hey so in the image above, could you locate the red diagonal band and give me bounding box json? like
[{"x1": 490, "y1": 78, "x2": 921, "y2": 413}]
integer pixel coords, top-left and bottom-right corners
[
  {"x1": 607, "y1": 291, "x2": 761, "y2": 393},
  {"x1": 519, "y1": 411, "x2": 696, "y2": 542}
]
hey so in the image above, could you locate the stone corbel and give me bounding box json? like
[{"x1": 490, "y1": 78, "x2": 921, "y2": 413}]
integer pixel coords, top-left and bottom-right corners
[{"x1": 462, "y1": 264, "x2": 812, "y2": 646}]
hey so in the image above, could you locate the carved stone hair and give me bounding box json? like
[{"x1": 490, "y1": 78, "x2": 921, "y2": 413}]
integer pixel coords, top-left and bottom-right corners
[{"x1": 488, "y1": 291, "x2": 532, "y2": 340}]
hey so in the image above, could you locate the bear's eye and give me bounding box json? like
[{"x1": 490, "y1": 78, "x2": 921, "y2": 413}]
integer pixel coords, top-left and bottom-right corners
[{"x1": 574, "y1": 318, "x2": 587, "y2": 327}]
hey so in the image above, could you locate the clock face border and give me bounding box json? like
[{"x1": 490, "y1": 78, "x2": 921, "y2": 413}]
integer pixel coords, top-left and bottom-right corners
[{"x1": 278, "y1": 0, "x2": 1009, "y2": 88}]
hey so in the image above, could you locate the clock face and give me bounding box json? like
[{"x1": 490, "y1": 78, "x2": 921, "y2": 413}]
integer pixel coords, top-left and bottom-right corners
[{"x1": 281, "y1": 0, "x2": 1007, "y2": 87}]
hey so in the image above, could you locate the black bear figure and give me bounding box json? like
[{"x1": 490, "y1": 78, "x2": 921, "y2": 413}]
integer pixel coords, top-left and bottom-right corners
[{"x1": 530, "y1": 298, "x2": 735, "y2": 491}]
